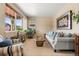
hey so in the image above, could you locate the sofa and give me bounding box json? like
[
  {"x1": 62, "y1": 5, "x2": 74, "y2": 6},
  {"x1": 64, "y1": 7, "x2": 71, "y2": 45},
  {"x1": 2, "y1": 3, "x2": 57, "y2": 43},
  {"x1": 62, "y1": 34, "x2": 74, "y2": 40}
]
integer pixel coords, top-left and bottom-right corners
[
  {"x1": 46, "y1": 32, "x2": 75, "y2": 52},
  {"x1": 0, "y1": 35, "x2": 24, "y2": 56}
]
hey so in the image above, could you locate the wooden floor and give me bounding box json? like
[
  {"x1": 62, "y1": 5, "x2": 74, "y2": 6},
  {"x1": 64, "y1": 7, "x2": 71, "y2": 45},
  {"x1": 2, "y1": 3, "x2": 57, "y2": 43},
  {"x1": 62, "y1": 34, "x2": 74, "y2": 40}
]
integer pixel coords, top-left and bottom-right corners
[{"x1": 23, "y1": 38, "x2": 74, "y2": 56}]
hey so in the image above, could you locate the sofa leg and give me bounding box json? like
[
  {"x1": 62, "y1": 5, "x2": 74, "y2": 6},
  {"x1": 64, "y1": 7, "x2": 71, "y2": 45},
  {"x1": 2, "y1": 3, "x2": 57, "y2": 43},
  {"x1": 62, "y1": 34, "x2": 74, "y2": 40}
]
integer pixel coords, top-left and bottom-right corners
[{"x1": 54, "y1": 50, "x2": 56, "y2": 52}]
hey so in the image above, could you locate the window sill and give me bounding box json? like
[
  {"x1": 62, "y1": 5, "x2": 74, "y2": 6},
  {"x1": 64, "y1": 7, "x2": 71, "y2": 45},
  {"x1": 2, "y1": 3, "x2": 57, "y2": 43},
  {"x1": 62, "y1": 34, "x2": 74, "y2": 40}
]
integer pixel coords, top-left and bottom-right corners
[{"x1": 5, "y1": 31, "x2": 17, "y2": 33}]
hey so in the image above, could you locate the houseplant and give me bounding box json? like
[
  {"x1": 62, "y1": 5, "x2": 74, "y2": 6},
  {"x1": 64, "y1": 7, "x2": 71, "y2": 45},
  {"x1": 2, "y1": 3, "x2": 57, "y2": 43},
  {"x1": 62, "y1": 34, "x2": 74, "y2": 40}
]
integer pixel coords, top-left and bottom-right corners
[
  {"x1": 73, "y1": 11, "x2": 79, "y2": 23},
  {"x1": 24, "y1": 28, "x2": 35, "y2": 38}
]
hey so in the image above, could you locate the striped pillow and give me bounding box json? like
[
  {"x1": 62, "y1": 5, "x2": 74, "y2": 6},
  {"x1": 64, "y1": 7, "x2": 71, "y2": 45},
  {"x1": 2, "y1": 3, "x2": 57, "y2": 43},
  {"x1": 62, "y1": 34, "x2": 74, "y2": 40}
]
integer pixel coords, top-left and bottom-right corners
[{"x1": 0, "y1": 43, "x2": 24, "y2": 56}]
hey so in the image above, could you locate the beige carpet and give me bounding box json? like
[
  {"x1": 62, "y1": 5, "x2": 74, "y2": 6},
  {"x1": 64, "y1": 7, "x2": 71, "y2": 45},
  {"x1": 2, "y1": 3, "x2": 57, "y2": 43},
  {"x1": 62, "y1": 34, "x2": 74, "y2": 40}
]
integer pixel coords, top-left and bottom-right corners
[{"x1": 23, "y1": 38, "x2": 74, "y2": 56}]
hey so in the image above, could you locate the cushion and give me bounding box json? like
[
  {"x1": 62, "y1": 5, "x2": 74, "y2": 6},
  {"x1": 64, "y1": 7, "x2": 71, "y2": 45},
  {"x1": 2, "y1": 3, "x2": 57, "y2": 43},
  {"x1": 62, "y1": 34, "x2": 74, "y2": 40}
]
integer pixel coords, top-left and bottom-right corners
[
  {"x1": 72, "y1": 33, "x2": 76, "y2": 37},
  {"x1": 52, "y1": 32, "x2": 57, "y2": 40},
  {"x1": 58, "y1": 32, "x2": 64, "y2": 37},
  {"x1": 0, "y1": 43, "x2": 24, "y2": 56},
  {"x1": 64, "y1": 33, "x2": 72, "y2": 37},
  {"x1": 0, "y1": 38, "x2": 3, "y2": 42},
  {"x1": 0, "y1": 35, "x2": 4, "y2": 42},
  {"x1": 0, "y1": 39, "x2": 13, "y2": 47},
  {"x1": 48, "y1": 32, "x2": 53, "y2": 36}
]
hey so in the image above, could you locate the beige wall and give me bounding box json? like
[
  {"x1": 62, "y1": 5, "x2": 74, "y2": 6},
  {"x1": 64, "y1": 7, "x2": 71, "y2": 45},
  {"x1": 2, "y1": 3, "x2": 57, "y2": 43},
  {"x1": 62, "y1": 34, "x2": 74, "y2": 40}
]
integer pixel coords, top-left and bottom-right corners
[
  {"x1": 52, "y1": 3, "x2": 79, "y2": 34},
  {"x1": 23, "y1": 17, "x2": 27, "y2": 30},
  {"x1": 0, "y1": 4, "x2": 5, "y2": 37},
  {"x1": 36, "y1": 17, "x2": 53, "y2": 34}
]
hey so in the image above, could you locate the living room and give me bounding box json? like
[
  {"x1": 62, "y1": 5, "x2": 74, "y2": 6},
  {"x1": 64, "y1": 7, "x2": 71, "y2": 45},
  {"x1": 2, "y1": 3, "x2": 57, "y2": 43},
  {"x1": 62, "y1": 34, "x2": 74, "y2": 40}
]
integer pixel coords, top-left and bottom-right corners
[{"x1": 0, "y1": 3, "x2": 79, "y2": 56}]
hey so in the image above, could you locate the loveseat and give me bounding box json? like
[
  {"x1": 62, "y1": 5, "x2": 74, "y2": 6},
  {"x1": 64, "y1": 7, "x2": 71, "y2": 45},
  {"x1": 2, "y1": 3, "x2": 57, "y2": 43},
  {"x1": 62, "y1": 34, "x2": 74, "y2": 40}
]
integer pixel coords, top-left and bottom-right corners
[{"x1": 46, "y1": 32, "x2": 75, "y2": 52}]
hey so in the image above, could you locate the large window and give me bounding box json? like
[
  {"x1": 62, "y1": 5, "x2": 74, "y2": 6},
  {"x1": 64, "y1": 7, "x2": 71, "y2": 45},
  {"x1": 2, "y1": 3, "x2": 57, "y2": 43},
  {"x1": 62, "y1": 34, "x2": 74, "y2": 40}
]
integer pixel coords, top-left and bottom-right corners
[{"x1": 5, "y1": 4, "x2": 23, "y2": 32}]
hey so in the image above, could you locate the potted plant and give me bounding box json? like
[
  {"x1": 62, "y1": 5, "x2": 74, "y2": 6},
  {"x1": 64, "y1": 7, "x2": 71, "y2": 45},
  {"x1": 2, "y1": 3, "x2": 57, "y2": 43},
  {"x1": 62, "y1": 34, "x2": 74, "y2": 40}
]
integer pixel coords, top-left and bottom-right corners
[
  {"x1": 73, "y1": 11, "x2": 79, "y2": 23},
  {"x1": 24, "y1": 28, "x2": 34, "y2": 38}
]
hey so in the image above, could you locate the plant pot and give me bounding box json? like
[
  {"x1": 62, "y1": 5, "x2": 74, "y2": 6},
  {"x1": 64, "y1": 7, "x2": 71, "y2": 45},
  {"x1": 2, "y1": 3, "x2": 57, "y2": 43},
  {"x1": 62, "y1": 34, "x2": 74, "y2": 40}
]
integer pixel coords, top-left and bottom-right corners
[
  {"x1": 36, "y1": 40, "x2": 45, "y2": 47},
  {"x1": 28, "y1": 36, "x2": 33, "y2": 38}
]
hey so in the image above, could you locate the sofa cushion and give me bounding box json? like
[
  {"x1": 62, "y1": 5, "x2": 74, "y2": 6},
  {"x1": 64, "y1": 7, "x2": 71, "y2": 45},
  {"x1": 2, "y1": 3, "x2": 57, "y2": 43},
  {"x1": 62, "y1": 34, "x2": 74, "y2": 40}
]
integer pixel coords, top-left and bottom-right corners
[
  {"x1": 64, "y1": 33, "x2": 72, "y2": 37},
  {"x1": 58, "y1": 32, "x2": 64, "y2": 37},
  {"x1": 0, "y1": 39, "x2": 13, "y2": 47},
  {"x1": 52, "y1": 32, "x2": 57, "y2": 40},
  {"x1": 47, "y1": 32, "x2": 53, "y2": 36}
]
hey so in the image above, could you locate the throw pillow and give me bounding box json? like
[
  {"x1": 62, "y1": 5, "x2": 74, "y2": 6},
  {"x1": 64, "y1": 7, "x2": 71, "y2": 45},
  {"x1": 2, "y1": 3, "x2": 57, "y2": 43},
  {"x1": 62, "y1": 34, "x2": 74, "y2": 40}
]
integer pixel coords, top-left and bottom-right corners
[
  {"x1": 0, "y1": 39, "x2": 13, "y2": 47},
  {"x1": 58, "y1": 32, "x2": 64, "y2": 37}
]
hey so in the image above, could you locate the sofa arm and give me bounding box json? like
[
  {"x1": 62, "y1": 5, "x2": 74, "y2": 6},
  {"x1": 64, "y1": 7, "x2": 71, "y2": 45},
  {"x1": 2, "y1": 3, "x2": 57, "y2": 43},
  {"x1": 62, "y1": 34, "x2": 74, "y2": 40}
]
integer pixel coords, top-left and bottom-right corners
[{"x1": 0, "y1": 43, "x2": 24, "y2": 56}]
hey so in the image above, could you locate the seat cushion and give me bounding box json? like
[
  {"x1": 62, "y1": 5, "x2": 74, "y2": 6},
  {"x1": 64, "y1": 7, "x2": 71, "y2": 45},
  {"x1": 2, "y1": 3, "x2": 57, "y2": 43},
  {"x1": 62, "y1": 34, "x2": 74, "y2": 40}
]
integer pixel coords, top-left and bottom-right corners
[
  {"x1": 52, "y1": 32, "x2": 57, "y2": 40},
  {"x1": 0, "y1": 39, "x2": 13, "y2": 47}
]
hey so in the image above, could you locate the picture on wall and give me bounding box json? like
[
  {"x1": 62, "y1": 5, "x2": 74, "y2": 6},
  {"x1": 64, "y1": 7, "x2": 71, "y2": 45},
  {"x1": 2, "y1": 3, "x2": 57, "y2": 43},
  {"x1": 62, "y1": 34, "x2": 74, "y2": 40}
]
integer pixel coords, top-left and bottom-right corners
[{"x1": 57, "y1": 10, "x2": 72, "y2": 30}]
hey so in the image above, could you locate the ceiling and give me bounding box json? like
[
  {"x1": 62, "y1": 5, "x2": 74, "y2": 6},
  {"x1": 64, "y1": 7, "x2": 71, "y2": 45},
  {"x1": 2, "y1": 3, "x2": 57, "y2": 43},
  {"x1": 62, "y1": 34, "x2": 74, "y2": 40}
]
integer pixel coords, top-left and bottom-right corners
[{"x1": 16, "y1": 3, "x2": 66, "y2": 17}]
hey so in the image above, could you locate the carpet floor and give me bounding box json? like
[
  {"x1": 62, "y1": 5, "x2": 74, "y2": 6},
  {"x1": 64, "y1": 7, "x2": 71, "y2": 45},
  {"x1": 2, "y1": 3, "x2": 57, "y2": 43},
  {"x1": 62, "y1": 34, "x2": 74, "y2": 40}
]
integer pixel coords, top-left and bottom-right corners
[{"x1": 23, "y1": 38, "x2": 74, "y2": 56}]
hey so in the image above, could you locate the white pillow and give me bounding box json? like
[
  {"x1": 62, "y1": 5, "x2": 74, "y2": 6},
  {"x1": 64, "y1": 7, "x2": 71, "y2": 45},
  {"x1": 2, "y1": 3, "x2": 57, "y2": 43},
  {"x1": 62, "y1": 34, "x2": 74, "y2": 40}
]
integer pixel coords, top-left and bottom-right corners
[{"x1": 0, "y1": 35, "x2": 3, "y2": 42}]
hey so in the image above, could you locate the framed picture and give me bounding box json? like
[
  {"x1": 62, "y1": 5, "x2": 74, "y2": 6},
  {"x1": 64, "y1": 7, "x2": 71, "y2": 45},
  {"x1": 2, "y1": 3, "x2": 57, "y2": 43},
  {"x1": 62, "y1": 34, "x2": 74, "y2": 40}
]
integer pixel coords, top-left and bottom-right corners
[{"x1": 57, "y1": 10, "x2": 72, "y2": 30}]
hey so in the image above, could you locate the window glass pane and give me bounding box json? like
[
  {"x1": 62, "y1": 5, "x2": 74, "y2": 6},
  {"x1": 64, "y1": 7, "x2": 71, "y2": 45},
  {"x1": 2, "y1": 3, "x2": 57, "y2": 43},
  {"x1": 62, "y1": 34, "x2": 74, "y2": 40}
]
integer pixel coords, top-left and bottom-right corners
[
  {"x1": 15, "y1": 19, "x2": 22, "y2": 31},
  {"x1": 5, "y1": 16, "x2": 11, "y2": 31}
]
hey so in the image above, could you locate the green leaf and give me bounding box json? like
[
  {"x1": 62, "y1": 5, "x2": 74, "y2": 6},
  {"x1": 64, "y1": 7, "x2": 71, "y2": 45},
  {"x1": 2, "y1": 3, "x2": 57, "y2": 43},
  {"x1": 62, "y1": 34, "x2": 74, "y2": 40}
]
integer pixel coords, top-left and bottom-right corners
[
  {"x1": 72, "y1": 12, "x2": 75, "y2": 15},
  {"x1": 73, "y1": 11, "x2": 79, "y2": 24},
  {"x1": 73, "y1": 16, "x2": 77, "y2": 21},
  {"x1": 77, "y1": 19, "x2": 79, "y2": 23}
]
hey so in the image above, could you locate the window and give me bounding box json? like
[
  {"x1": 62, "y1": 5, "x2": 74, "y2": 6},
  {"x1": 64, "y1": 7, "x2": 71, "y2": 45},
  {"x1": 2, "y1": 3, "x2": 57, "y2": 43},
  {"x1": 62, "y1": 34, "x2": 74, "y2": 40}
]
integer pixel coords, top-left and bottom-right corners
[
  {"x1": 15, "y1": 19, "x2": 23, "y2": 31},
  {"x1": 5, "y1": 4, "x2": 23, "y2": 32}
]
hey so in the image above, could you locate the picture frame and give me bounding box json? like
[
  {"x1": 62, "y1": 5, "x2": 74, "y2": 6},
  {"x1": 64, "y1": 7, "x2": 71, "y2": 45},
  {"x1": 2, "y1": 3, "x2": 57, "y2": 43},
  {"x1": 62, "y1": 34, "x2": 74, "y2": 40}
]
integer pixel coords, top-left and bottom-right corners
[{"x1": 57, "y1": 10, "x2": 72, "y2": 30}]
